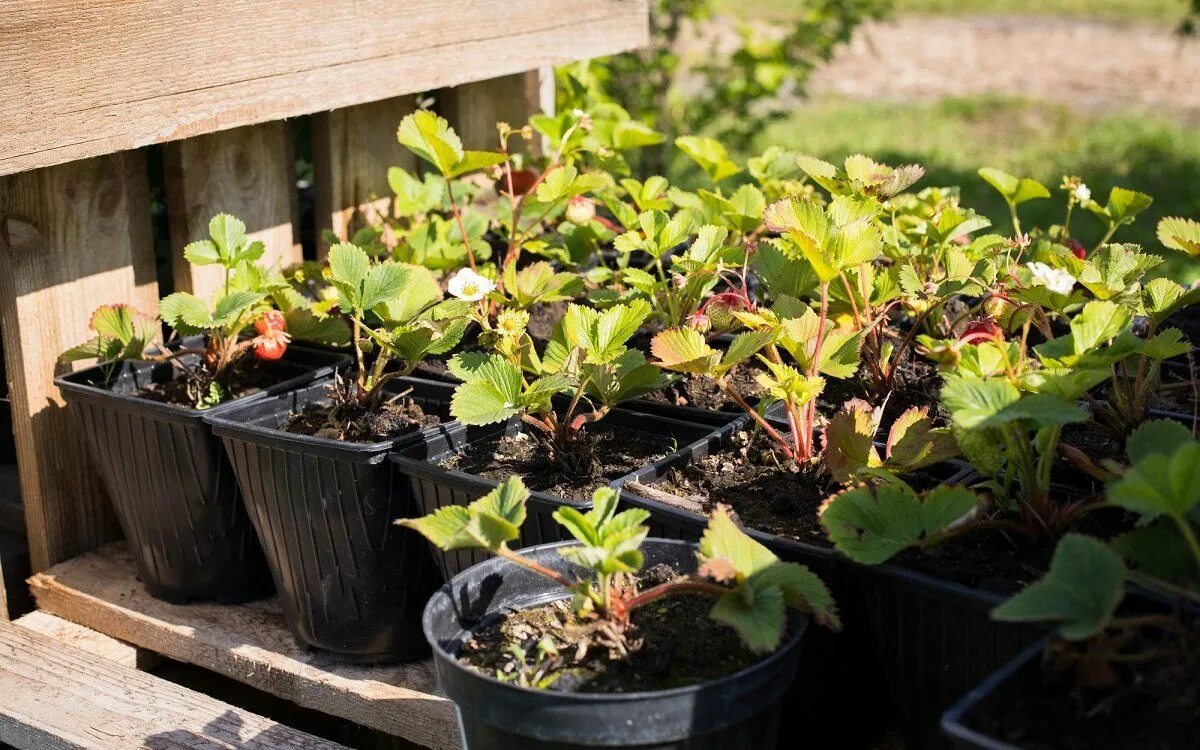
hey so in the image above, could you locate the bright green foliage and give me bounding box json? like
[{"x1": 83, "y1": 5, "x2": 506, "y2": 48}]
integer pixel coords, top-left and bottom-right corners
[
  {"x1": 1158, "y1": 216, "x2": 1200, "y2": 256},
  {"x1": 763, "y1": 195, "x2": 883, "y2": 284},
  {"x1": 699, "y1": 505, "x2": 840, "y2": 651},
  {"x1": 160, "y1": 290, "x2": 263, "y2": 337},
  {"x1": 674, "y1": 136, "x2": 742, "y2": 184},
  {"x1": 501, "y1": 262, "x2": 582, "y2": 310},
  {"x1": 978, "y1": 167, "x2": 1050, "y2": 207},
  {"x1": 181, "y1": 213, "x2": 265, "y2": 269},
  {"x1": 398, "y1": 475, "x2": 528, "y2": 552},
  {"x1": 554, "y1": 488, "x2": 651, "y2": 575},
  {"x1": 1085, "y1": 187, "x2": 1154, "y2": 236},
  {"x1": 992, "y1": 534, "x2": 1127, "y2": 640},
  {"x1": 1108, "y1": 440, "x2": 1200, "y2": 528},
  {"x1": 796, "y1": 154, "x2": 924, "y2": 200},
  {"x1": 397, "y1": 111, "x2": 505, "y2": 179},
  {"x1": 820, "y1": 483, "x2": 981, "y2": 565},
  {"x1": 60, "y1": 304, "x2": 159, "y2": 364},
  {"x1": 822, "y1": 401, "x2": 959, "y2": 483}
]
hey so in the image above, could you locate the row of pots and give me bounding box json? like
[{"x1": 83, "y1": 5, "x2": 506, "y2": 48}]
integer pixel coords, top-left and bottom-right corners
[{"x1": 57, "y1": 348, "x2": 1049, "y2": 749}]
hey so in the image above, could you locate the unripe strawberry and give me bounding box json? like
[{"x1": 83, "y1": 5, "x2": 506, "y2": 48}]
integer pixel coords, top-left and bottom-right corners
[
  {"x1": 954, "y1": 425, "x2": 1005, "y2": 477},
  {"x1": 1066, "y1": 238, "x2": 1087, "y2": 260},
  {"x1": 565, "y1": 196, "x2": 596, "y2": 225},
  {"x1": 703, "y1": 291, "x2": 752, "y2": 331}
]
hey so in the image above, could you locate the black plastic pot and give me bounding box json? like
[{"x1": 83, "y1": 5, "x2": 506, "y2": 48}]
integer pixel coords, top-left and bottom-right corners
[
  {"x1": 206, "y1": 375, "x2": 458, "y2": 662},
  {"x1": 619, "y1": 418, "x2": 1029, "y2": 750},
  {"x1": 55, "y1": 345, "x2": 346, "y2": 604},
  {"x1": 940, "y1": 638, "x2": 1049, "y2": 750},
  {"x1": 391, "y1": 408, "x2": 721, "y2": 581},
  {"x1": 423, "y1": 538, "x2": 807, "y2": 749}
]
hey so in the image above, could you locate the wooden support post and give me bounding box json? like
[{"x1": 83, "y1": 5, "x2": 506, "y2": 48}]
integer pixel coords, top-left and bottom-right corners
[
  {"x1": 164, "y1": 122, "x2": 301, "y2": 299},
  {"x1": 439, "y1": 69, "x2": 554, "y2": 153},
  {"x1": 0, "y1": 152, "x2": 158, "y2": 572},
  {"x1": 312, "y1": 96, "x2": 418, "y2": 257}
]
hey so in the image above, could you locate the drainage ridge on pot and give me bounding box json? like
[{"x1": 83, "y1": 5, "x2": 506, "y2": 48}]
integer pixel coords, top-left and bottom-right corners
[
  {"x1": 390, "y1": 407, "x2": 724, "y2": 581},
  {"x1": 423, "y1": 538, "x2": 807, "y2": 750},
  {"x1": 54, "y1": 341, "x2": 347, "y2": 605},
  {"x1": 939, "y1": 637, "x2": 1047, "y2": 750},
  {"x1": 205, "y1": 374, "x2": 458, "y2": 663}
]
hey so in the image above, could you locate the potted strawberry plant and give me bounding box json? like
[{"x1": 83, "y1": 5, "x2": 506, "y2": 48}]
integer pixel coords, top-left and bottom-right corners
[
  {"x1": 55, "y1": 214, "x2": 347, "y2": 604},
  {"x1": 402, "y1": 476, "x2": 839, "y2": 749},
  {"x1": 943, "y1": 424, "x2": 1200, "y2": 748},
  {"x1": 391, "y1": 298, "x2": 721, "y2": 580},
  {"x1": 206, "y1": 241, "x2": 474, "y2": 662}
]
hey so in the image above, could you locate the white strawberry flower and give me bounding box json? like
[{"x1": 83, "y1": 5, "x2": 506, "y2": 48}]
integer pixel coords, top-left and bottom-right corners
[
  {"x1": 1027, "y1": 262, "x2": 1076, "y2": 296},
  {"x1": 1073, "y1": 183, "x2": 1091, "y2": 205},
  {"x1": 447, "y1": 268, "x2": 496, "y2": 302}
]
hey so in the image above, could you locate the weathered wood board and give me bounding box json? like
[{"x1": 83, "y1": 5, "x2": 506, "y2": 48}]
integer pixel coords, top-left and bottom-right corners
[
  {"x1": 29, "y1": 543, "x2": 460, "y2": 750},
  {"x1": 0, "y1": 619, "x2": 349, "y2": 750},
  {"x1": 0, "y1": 0, "x2": 650, "y2": 175}
]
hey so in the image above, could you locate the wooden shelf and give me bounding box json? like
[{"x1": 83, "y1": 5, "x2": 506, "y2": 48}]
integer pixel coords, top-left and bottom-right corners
[{"x1": 28, "y1": 543, "x2": 460, "y2": 750}]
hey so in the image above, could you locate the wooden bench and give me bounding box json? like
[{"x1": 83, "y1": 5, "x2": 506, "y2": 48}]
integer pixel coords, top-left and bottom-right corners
[{"x1": 0, "y1": 1, "x2": 649, "y2": 746}]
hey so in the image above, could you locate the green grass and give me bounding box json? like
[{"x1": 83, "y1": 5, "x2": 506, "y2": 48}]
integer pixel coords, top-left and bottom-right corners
[
  {"x1": 756, "y1": 96, "x2": 1200, "y2": 281},
  {"x1": 718, "y1": 0, "x2": 1187, "y2": 23}
]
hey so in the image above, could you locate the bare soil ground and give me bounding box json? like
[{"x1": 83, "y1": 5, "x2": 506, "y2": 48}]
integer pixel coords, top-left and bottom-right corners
[{"x1": 809, "y1": 15, "x2": 1200, "y2": 117}]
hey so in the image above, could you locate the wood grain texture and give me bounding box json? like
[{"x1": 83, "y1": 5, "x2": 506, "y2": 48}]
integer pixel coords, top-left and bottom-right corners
[
  {"x1": 312, "y1": 96, "x2": 417, "y2": 256},
  {"x1": 0, "y1": 153, "x2": 159, "y2": 571},
  {"x1": 0, "y1": 0, "x2": 650, "y2": 176},
  {"x1": 0, "y1": 620, "x2": 348, "y2": 750},
  {"x1": 14, "y1": 611, "x2": 158, "y2": 670},
  {"x1": 30, "y1": 543, "x2": 459, "y2": 750},
  {"x1": 164, "y1": 122, "x2": 301, "y2": 300},
  {"x1": 439, "y1": 70, "x2": 554, "y2": 153}
]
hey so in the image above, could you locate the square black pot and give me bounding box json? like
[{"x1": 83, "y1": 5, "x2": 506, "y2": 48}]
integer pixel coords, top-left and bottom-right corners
[
  {"x1": 206, "y1": 375, "x2": 459, "y2": 663},
  {"x1": 55, "y1": 344, "x2": 347, "y2": 604},
  {"x1": 390, "y1": 408, "x2": 722, "y2": 581}
]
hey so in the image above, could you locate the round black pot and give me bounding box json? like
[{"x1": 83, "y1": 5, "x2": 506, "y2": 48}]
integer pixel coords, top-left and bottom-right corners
[
  {"x1": 206, "y1": 375, "x2": 456, "y2": 663},
  {"x1": 55, "y1": 345, "x2": 345, "y2": 604},
  {"x1": 423, "y1": 539, "x2": 807, "y2": 749},
  {"x1": 940, "y1": 638, "x2": 1047, "y2": 750}
]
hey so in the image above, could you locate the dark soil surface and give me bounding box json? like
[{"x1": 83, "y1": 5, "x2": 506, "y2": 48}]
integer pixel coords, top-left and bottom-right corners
[
  {"x1": 970, "y1": 630, "x2": 1200, "y2": 750},
  {"x1": 646, "y1": 427, "x2": 964, "y2": 550},
  {"x1": 285, "y1": 399, "x2": 439, "y2": 443},
  {"x1": 820, "y1": 349, "x2": 946, "y2": 427},
  {"x1": 458, "y1": 564, "x2": 761, "y2": 692},
  {"x1": 441, "y1": 424, "x2": 672, "y2": 501},
  {"x1": 410, "y1": 357, "x2": 457, "y2": 382},
  {"x1": 135, "y1": 358, "x2": 306, "y2": 408},
  {"x1": 526, "y1": 301, "x2": 569, "y2": 344},
  {"x1": 640, "y1": 361, "x2": 766, "y2": 412}
]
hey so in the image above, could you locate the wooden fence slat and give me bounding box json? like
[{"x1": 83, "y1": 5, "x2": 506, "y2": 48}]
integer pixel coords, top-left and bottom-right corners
[
  {"x1": 163, "y1": 122, "x2": 302, "y2": 300},
  {"x1": 0, "y1": 0, "x2": 650, "y2": 176},
  {"x1": 439, "y1": 69, "x2": 554, "y2": 152},
  {"x1": 0, "y1": 620, "x2": 348, "y2": 750},
  {"x1": 312, "y1": 96, "x2": 417, "y2": 256},
  {"x1": 0, "y1": 152, "x2": 159, "y2": 572}
]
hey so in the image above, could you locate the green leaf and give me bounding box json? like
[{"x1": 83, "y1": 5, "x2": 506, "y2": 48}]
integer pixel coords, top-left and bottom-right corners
[
  {"x1": 398, "y1": 476, "x2": 529, "y2": 552},
  {"x1": 1127, "y1": 418, "x2": 1195, "y2": 465},
  {"x1": 284, "y1": 308, "x2": 351, "y2": 348},
  {"x1": 822, "y1": 400, "x2": 880, "y2": 484},
  {"x1": 699, "y1": 504, "x2": 777, "y2": 577},
  {"x1": 675, "y1": 136, "x2": 742, "y2": 184},
  {"x1": 1108, "y1": 441, "x2": 1200, "y2": 522},
  {"x1": 448, "y1": 150, "x2": 506, "y2": 179},
  {"x1": 1158, "y1": 216, "x2": 1200, "y2": 256},
  {"x1": 208, "y1": 213, "x2": 248, "y2": 262},
  {"x1": 360, "y1": 261, "x2": 412, "y2": 312},
  {"x1": 1112, "y1": 520, "x2": 1199, "y2": 585},
  {"x1": 650, "y1": 327, "x2": 721, "y2": 375},
  {"x1": 183, "y1": 240, "x2": 220, "y2": 266},
  {"x1": 1093, "y1": 186, "x2": 1154, "y2": 226},
  {"x1": 450, "y1": 356, "x2": 524, "y2": 425},
  {"x1": 992, "y1": 534, "x2": 1126, "y2": 640},
  {"x1": 943, "y1": 375, "x2": 1086, "y2": 430},
  {"x1": 159, "y1": 292, "x2": 213, "y2": 335},
  {"x1": 562, "y1": 300, "x2": 649, "y2": 364},
  {"x1": 885, "y1": 407, "x2": 960, "y2": 471},
  {"x1": 396, "y1": 504, "x2": 473, "y2": 549},
  {"x1": 211, "y1": 291, "x2": 262, "y2": 326},
  {"x1": 612, "y1": 120, "x2": 665, "y2": 150},
  {"x1": 978, "y1": 168, "x2": 1049, "y2": 206},
  {"x1": 327, "y1": 242, "x2": 371, "y2": 311},
  {"x1": 820, "y1": 484, "x2": 980, "y2": 565},
  {"x1": 397, "y1": 111, "x2": 464, "y2": 176}
]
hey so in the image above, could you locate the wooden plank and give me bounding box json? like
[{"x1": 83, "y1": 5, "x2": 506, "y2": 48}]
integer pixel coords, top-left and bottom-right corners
[
  {"x1": 439, "y1": 70, "x2": 554, "y2": 152},
  {"x1": 0, "y1": 620, "x2": 348, "y2": 750},
  {"x1": 164, "y1": 122, "x2": 301, "y2": 300},
  {"x1": 29, "y1": 543, "x2": 460, "y2": 750},
  {"x1": 0, "y1": 152, "x2": 159, "y2": 572},
  {"x1": 0, "y1": 0, "x2": 650, "y2": 176},
  {"x1": 312, "y1": 96, "x2": 417, "y2": 256},
  {"x1": 14, "y1": 611, "x2": 158, "y2": 671}
]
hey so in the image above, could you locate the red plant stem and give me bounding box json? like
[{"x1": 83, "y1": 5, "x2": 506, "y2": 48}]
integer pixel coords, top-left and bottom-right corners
[
  {"x1": 622, "y1": 578, "x2": 731, "y2": 612},
  {"x1": 495, "y1": 546, "x2": 574, "y2": 589},
  {"x1": 445, "y1": 177, "x2": 476, "y2": 271},
  {"x1": 719, "y1": 381, "x2": 795, "y2": 460}
]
